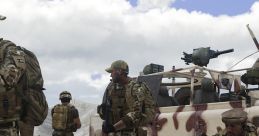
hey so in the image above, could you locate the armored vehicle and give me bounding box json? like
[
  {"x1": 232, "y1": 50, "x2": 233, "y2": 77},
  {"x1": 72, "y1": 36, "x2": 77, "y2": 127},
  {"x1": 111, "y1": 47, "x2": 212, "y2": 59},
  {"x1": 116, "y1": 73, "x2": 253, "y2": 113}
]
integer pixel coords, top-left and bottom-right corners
[{"x1": 89, "y1": 25, "x2": 259, "y2": 136}]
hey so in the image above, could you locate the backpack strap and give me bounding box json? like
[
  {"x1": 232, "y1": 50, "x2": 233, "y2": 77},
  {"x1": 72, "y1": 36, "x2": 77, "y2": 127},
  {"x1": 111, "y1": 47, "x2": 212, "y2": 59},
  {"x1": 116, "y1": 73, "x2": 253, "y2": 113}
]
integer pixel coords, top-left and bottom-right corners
[
  {"x1": 0, "y1": 40, "x2": 26, "y2": 71},
  {"x1": 0, "y1": 40, "x2": 15, "y2": 63}
]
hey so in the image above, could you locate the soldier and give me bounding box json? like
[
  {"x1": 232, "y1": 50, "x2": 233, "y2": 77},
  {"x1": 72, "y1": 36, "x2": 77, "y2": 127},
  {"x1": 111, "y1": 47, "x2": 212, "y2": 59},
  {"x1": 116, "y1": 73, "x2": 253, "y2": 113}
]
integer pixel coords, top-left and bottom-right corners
[
  {"x1": 52, "y1": 91, "x2": 81, "y2": 136},
  {"x1": 0, "y1": 39, "x2": 48, "y2": 136},
  {"x1": 97, "y1": 60, "x2": 156, "y2": 136},
  {"x1": 214, "y1": 108, "x2": 258, "y2": 136}
]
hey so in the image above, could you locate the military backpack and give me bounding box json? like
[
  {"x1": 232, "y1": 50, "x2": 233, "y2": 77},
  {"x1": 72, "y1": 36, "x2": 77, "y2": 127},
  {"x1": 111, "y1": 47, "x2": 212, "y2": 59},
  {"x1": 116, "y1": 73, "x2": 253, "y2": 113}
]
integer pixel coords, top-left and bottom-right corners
[
  {"x1": 52, "y1": 104, "x2": 74, "y2": 130},
  {"x1": 0, "y1": 39, "x2": 48, "y2": 126}
]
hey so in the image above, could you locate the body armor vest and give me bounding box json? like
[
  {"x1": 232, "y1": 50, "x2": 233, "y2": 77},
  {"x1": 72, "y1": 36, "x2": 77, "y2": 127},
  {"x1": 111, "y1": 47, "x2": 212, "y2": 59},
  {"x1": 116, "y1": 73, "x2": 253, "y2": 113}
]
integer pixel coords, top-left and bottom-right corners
[{"x1": 107, "y1": 80, "x2": 155, "y2": 127}]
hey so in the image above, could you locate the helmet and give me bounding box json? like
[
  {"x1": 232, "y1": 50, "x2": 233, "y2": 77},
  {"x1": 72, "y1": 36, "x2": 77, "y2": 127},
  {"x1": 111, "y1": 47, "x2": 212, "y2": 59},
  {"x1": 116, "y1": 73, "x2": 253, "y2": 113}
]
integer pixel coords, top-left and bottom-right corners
[
  {"x1": 59, "y1": 91, "x2": 72, "y2": 100},
  {"x1": 221, "y1": 108, "x2": 247, "y2": 124},
  {"x1": 105, "y1": 60, "x2": 129, "y2": 74}
]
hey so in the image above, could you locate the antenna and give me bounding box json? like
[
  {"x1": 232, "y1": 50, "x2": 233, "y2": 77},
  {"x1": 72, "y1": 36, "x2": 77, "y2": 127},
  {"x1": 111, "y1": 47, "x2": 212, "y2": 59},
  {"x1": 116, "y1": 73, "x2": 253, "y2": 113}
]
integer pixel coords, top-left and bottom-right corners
[
  {"x1": 247, "y1": 24, "x2": 259, "y2": 50},
  {"x1": 228, "y1": 24, "x2": 259, "y2": 70}
]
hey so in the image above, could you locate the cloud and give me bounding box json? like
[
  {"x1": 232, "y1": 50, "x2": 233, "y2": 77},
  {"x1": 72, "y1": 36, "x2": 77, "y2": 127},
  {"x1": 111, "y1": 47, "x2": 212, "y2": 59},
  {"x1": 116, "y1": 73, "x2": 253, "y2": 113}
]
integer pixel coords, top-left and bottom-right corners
[
  {"x1": 137, "y1": 0, "x2": 176, "y2": 10},
  {"x1": 0, "y1": 0, "x2": 259, "y2": 105}
]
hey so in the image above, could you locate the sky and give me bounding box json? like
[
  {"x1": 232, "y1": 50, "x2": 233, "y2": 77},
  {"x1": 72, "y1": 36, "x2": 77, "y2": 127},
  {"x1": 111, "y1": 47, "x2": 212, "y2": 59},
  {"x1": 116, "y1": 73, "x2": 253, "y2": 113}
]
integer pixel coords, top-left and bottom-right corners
[
  {"x1": 129, "y1": 0, "x2": 258, "y2": 16},
  {"x1": 0, "y1": 0, "x2": 259, "y2": 106}
]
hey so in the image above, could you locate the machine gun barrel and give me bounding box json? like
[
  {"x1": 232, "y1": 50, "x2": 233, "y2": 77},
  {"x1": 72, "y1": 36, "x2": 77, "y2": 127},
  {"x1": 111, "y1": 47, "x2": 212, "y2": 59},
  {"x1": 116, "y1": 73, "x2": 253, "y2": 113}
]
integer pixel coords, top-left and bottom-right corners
[{"x1": 212, "y1": 49, "x2": 234, "y2": 58}]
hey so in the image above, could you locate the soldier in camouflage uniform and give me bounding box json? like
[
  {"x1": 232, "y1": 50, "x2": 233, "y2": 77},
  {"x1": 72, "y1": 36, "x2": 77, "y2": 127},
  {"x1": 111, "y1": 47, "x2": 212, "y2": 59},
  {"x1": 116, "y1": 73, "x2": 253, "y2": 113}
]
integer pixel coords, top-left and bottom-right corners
[
  {"x1": 0, "y1": 40, "x2": 24, "y2": 136},
  {"x1": 0, "y1": 38, "x2": 48, "y2": 136},
  {"x1": 214, "y1": 108, "x2": 258, "y2": 136},
  {"x1": 97, "y1": 60, "x2": 156, "y2": 136},
  {"x1": 51, "y1": 91, "x2": 81, "y2": 136}
]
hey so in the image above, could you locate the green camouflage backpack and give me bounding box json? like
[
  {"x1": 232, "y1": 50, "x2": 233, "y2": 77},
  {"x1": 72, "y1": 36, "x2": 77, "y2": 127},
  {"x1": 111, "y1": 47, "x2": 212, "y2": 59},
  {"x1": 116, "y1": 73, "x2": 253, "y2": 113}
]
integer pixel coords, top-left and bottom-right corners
[
  {"x1": 0, "y1": 39, "x2": 48, "y2": 126},
  {"x1": 52, "y1": 104, "x2": 74, "y2": 130}
]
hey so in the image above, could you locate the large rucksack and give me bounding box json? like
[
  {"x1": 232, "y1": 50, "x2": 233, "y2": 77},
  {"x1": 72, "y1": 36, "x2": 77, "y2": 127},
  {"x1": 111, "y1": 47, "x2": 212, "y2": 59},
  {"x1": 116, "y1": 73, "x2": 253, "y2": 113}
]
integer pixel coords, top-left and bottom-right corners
[
  {"x1": 52, "y1": 104, "x2": 73, "y2": 130},
  {"x1": 0, "y1": 39, "x2": 48, "y2": 126}
]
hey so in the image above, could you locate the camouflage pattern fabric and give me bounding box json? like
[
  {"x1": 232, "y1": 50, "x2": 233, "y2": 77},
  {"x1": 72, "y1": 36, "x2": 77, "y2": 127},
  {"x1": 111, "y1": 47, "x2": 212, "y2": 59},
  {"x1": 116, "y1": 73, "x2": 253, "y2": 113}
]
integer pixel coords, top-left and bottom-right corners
[
  {"x1": 51, "y1": 103, "x2": 79, "y2": 135},
  {"x1": 0, "y1": 128, "x2": 19, "y2": 136},
  {"x1": 123, "y1": 80, "x2": 155, "y2": 127},
  {"x1": 0, "y1": 41, "x2": 25, "y2": 136},
  {"x1": 0, "y1": 39, "x2": 48, "y2": 136},
  {"x1": 105, "y1": 60, "x2": 129, "y2": 74},
  {"x1": 0, "y1": 45, "x2": 25, "y2": 87},
  {"x1": 52, "y1": 104, "x2": 70, "y2": 130},
  {"x1": 103, "y1": 79, "x2": 155, "y2": 135}
]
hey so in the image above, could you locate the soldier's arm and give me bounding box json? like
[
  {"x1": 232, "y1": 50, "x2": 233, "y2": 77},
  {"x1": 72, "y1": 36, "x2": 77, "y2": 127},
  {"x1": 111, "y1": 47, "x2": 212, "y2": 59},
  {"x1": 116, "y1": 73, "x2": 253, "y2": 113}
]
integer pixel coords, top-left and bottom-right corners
[
  {"x1": 121, "y1": 83, "x2": 146, "y2": 128},
  {"x1": 72, "y1": 108, "x2": 81, "y2": 129},
  {"x1": 51, "y1": 108, "x2": 54, "y2": 116},
  {"x1": 0, "y1": 46, "x2": 25, "y2": 87}
]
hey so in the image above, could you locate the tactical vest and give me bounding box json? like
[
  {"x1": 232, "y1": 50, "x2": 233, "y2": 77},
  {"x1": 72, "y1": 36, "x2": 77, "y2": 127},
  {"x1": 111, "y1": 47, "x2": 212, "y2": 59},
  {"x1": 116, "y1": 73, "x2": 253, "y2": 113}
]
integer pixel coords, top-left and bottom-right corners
[
  {"x1": 108, "y1": 80, "x2": 155, "y2": 127},
  {"x1": 52, "y1": 104, "x2": 74, "y2": 130}
]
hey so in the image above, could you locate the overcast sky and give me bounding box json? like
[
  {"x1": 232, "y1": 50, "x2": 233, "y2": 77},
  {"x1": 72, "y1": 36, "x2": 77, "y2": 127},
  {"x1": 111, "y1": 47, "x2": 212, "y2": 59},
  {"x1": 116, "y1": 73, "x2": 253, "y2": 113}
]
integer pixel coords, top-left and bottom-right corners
[{"x1": 0, "y1": 0, "x2": 259, "y2": 106}]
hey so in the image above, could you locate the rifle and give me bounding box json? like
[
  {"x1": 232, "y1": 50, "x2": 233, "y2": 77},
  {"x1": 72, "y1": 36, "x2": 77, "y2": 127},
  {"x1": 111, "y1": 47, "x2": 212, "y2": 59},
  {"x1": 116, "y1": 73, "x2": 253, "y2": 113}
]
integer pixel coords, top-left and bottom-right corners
[
  {"x1": 103, "y1": 97, "x2": 111, "y2": 135},
  {"x1": 100, "y1": 85, "x2": 112, "y2": 135}
]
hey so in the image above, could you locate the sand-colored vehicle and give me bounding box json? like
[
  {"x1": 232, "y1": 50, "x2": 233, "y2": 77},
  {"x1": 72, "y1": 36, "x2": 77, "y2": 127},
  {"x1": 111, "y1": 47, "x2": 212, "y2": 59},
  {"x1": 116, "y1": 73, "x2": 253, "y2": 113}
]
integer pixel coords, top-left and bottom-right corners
[{"x1": 89, "y1": 25, "x2": 259, "y2": 136}]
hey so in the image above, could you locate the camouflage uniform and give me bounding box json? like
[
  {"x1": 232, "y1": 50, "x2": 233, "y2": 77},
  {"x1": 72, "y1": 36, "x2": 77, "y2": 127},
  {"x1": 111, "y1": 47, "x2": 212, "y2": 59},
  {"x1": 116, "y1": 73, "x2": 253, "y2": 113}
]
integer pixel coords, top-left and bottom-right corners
[
  {"x1": 213, "y1": 109, "x2": 258, "y2": 136},
  {"x1": 0, "y1": 40, "x2": 26, "y2": 136},
  {"x1": 99, "y1": 60, "x2": 156, "y2": 136}
]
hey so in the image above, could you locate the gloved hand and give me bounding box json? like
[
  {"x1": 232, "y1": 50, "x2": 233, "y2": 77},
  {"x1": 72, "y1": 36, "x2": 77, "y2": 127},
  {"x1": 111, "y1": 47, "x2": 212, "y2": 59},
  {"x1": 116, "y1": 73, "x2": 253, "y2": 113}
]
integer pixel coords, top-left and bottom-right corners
[
  {"x1": 97, "y1": 104, "x2": 106, "y2": 119},
  {"x1": 67, "y1": 123, "x2": 77, "y2": 132},
  {"x1": 102, "y1": 121, "x2": 115, "y2": 134}
]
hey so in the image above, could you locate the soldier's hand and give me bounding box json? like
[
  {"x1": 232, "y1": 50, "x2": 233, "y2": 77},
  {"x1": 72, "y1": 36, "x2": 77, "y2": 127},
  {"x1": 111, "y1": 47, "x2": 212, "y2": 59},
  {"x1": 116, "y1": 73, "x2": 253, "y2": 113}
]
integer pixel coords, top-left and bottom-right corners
[
  {"x1": 102, "y1": 121, "x2": 115, "y2": 134},
  {"x1": 67, "y1": 123, "x2": 77, "y2": 132},
  {"x1": 97, "y1": 104, "x2": 106, "y2": 119}
]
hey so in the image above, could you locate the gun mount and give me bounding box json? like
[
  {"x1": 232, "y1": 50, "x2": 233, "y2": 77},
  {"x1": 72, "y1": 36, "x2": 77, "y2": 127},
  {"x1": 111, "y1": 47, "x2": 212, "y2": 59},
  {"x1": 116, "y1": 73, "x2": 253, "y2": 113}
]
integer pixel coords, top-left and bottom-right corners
[{"x1": 181, "y1": 47, "x2": 234, "y2": 67}]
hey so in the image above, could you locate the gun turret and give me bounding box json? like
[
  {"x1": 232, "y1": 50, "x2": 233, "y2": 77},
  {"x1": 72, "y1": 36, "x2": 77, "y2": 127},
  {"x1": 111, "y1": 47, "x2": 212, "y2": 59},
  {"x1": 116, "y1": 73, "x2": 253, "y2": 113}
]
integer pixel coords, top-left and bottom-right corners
[{"x1": 181, "y1": 47, "x2": 234, "y2": 67}]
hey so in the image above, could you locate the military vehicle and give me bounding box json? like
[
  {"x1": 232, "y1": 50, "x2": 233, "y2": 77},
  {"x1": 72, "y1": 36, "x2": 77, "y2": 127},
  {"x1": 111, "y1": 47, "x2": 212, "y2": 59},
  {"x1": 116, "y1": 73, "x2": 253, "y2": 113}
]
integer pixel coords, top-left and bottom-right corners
[{"x1": 89, "y1": 25, "x2": 259, "y2": 136}]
